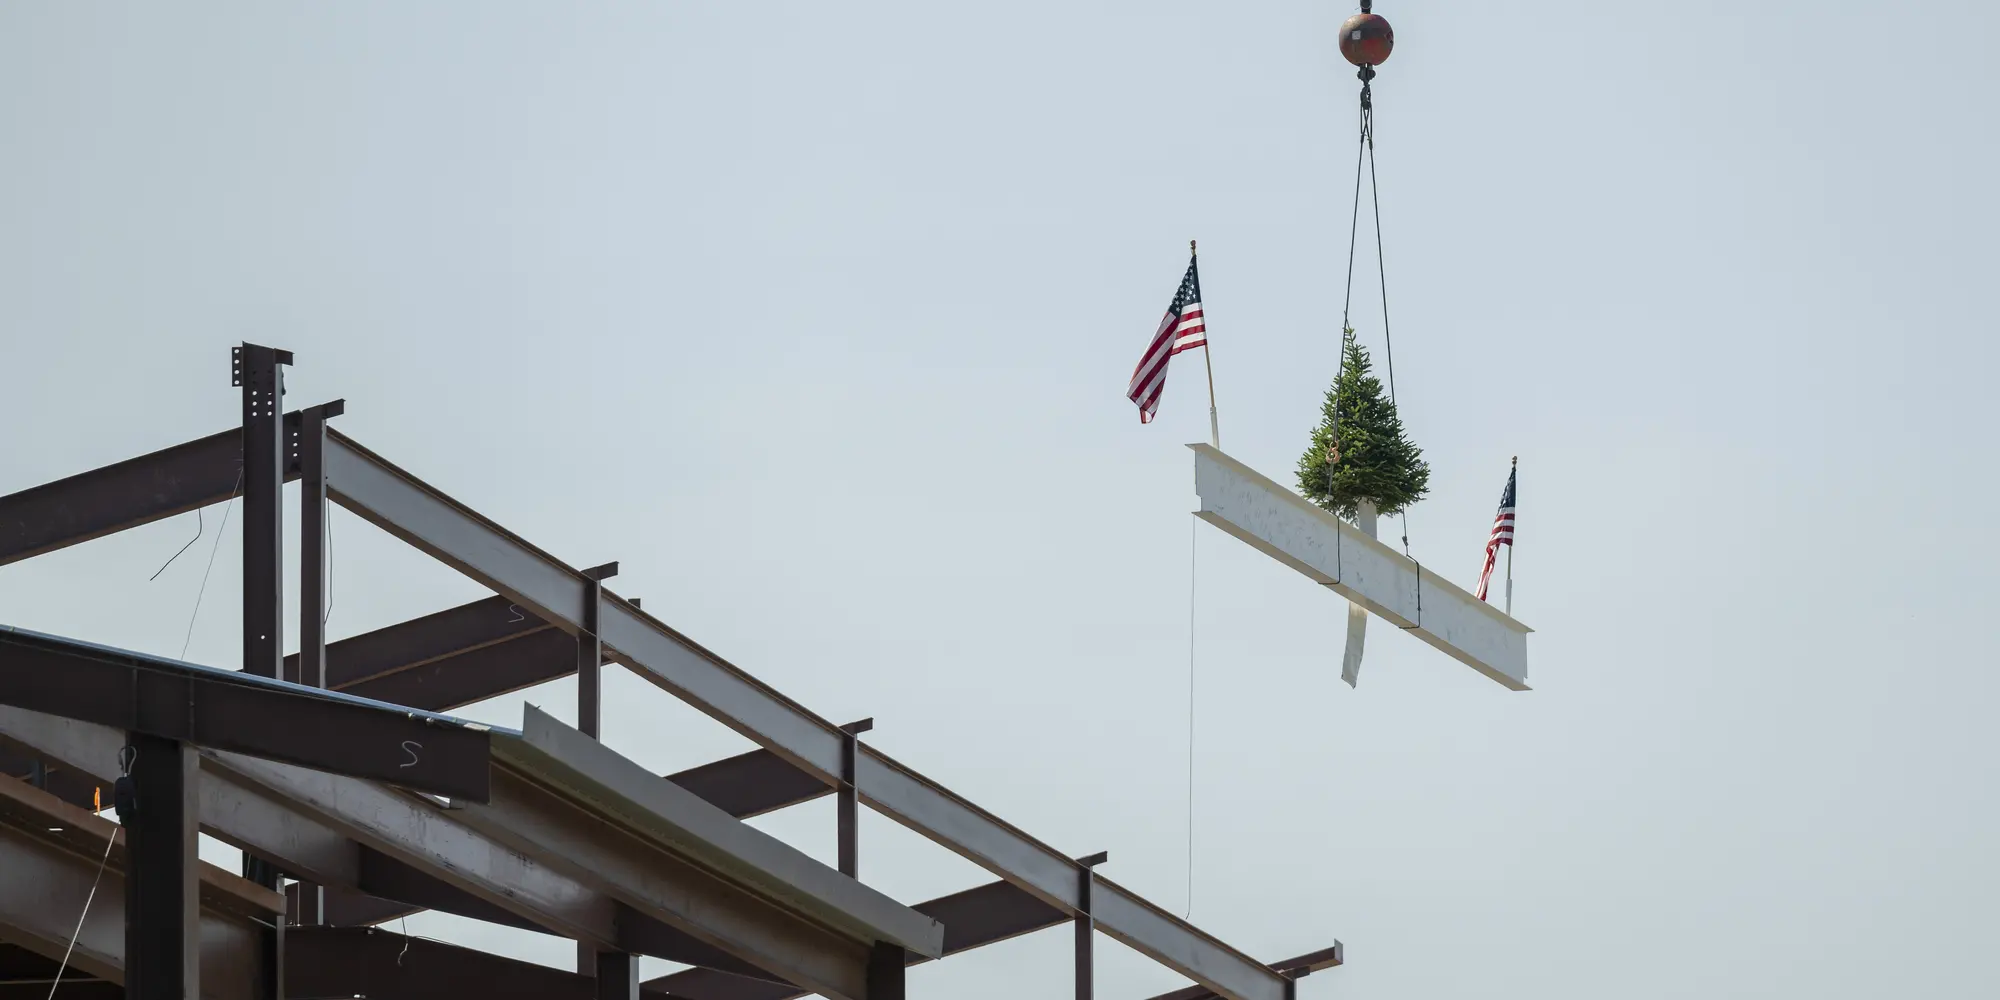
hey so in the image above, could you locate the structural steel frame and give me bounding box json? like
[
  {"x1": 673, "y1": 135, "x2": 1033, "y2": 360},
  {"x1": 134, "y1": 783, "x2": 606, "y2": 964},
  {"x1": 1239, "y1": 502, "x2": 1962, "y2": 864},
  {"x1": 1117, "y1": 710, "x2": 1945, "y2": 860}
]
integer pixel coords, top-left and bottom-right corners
[{"x1": 0, "y1": 343, "x2": 1341, "y2": 999}]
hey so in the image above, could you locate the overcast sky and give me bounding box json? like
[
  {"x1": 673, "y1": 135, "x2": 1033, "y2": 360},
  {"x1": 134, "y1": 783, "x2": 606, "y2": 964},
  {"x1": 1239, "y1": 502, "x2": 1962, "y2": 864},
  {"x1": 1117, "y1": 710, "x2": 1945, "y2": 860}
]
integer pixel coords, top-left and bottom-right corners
[{"x1": 4, "y1": 2, "x2": 1998, "y2": 997}]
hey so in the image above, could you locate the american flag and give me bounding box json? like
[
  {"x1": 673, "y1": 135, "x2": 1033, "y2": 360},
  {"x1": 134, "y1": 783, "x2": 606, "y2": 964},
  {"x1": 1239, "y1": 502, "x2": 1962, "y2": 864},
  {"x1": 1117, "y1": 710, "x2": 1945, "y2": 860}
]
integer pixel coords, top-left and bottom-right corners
[
  {"x1": 1126, "y1": 254, "x2": 1207, "y2": 424},
  {"x1": 1474, "y1": 463, "x2": 1517, "y2": 602}
]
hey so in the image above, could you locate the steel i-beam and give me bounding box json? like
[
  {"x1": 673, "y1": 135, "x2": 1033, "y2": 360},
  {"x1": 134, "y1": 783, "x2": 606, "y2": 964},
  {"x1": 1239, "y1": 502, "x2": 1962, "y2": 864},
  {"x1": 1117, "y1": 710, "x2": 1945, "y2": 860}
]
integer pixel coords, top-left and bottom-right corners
[
  {"x1": 295, "y1": 400, "x2": 344, "y2": 689},
  {"x1": 1076, "y1": 851, "x2": 1108, "y2": 1000},
  {"x1": 122, "y1": 733, "x2": 200, "y2": 1000},
  {"x1": 577, "y1": 562, "x2": 616, "y2": 740},
  {"x1": 572, "y1": 560, "x2": 637, "y2": 995},
  {"x1": 233, "y1": 343, "x2": 291, "y2": 681}
]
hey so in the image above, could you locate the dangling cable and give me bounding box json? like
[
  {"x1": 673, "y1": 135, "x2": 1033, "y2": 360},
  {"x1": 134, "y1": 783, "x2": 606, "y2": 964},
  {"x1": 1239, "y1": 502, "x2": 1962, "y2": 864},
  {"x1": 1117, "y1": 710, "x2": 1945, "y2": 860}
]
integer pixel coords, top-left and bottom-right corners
[
  {"x1": 1330, "y1": 68, "x2": 1375, "y2": 507},
  {"x1": 322, "y1": 494, "x2": 335, "y2": 627},
  {"x1": 47, "y1": 749, "x2": 135, "y2": 1000},
  {"x1": 148, "y1": 507, "x2": 204, "y2": 581},
  {"x1": 1363, "y1": 109, "x2": 1417, "y2": 559},
  {"x1": 1363, "y1": 103, "x2": 1391, "y2": 405},
  {"x1": 43, "y1": 823, "x2": 118, "y2": 1000},
  {"x1": 1339, "y1": 78, "x2": 1371, "y2": 337},
  {"x1": 1339, "y1": 62, "x2": 1420, "y2": 561},
  {"x1": 1184, "y1": 513, "x2": 1198, "y2": 918},
  {"x1": 179, "y1": 470, "x2": 243, "y2": 660}
]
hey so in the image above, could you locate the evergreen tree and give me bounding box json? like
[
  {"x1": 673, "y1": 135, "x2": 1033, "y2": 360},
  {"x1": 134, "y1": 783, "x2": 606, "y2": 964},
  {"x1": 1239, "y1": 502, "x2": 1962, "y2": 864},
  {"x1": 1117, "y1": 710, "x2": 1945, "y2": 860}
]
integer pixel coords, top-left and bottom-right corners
[{"x1": 1296, "y1": 333, "x2": 1430, "y2": 519}]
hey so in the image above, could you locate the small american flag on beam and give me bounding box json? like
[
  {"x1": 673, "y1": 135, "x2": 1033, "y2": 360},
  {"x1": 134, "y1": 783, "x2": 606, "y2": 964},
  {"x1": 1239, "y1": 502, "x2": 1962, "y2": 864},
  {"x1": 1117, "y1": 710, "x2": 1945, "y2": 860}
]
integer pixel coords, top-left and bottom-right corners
[
  {"x1": 1474, "y1": 463, "x2": 1517, "y2": 602},
  {"x1": 1126, "y1": 253, "x2": 1207, "y2": 424}
]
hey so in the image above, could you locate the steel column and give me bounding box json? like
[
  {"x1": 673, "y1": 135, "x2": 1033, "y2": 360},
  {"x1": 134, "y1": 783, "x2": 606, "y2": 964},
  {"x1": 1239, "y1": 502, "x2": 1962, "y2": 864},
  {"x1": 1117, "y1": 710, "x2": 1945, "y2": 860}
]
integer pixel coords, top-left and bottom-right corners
[
  {"x1": 573, "y1": 562, "x2": 636, "y2": 988},
  {"x1": 1076, "y1": 851, "x2": 1107, "y2": 1000},
  {"x1": 594, "y1": 950, "x2": 640, "y2": 1000},
  {"x1": 293, "y1": 400, "x2": 341, "y2": 939},
  {"x1": 295, "y1": 401, "x2": 343, "y2": 689},
  {"x1": 838, "y1": 730, "x2": 859, "y2": 877},
  {"x1": 121, "y1": 733, "x2": 199, "y2": 1000},
  {"x1": 290, "y1": 881, "x2": 323, "y2": 927},
  {"x1": 234, "y1": 343, "x2": 291, "y2": 680},
  {"x1": 577, "y1": 563, "x2": 617, "y2": 740},
  {"x1": 237, "y1": 344, "x2": 290, "y2": 891},
  {"x1": 1077, "y1": 872, "x2": 1092, "y2": 1000},
  {"x1": 865, "y1": 942, "x2": 904, "y2": 1000}
]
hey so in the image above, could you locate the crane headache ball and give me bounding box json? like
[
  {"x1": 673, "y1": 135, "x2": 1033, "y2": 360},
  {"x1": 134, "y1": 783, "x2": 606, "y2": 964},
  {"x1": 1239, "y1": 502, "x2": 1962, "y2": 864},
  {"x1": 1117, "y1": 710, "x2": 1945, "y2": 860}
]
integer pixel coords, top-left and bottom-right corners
[{"x1": 1338, "y1": 12, "x2": 1393, "y2": 67}]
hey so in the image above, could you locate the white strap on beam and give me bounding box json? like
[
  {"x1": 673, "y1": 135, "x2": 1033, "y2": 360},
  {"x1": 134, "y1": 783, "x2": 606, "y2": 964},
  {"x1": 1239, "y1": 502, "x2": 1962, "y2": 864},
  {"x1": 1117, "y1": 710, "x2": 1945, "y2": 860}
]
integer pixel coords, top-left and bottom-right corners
[{"x1": 1190, "y1": 444, "x2": 1532, "y2": 691}]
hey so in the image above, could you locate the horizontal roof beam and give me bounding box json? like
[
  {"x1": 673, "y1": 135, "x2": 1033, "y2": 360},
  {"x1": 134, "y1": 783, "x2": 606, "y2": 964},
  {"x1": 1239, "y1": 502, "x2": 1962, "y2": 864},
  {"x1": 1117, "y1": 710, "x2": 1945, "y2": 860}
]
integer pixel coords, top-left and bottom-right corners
[
  {"x1": 309, "y1": 596, "x2": 865, "y2": 817},
  {"x1": 0, "y1": 411, "x2": 306, "y2": 568},
  {"x1": 301, "y1": 595, "x2": 863, "y2": 812},
  {"x1": 291, "y1": 594, "x2": 572, "y2": 710},
  {"x1": 645, "y1": 855, "x2": 1098, "y2": 999},
  {"x1": 1142, "y1": 945, "x2": 1346, "y2": 1000},
  {"x1": 0, "y1": 745, "x2": 101, "y2": 812},
  {"x1": 321, "y1": 428, "x2": 1294, "y2": 1000},
  {"x1": 286, "y1": 926, "x2": 602, "y2": 1000},
  {"x1": 0, "y1": 942, "x2": 121, "y2": 999},
  {"x1": 0, "y1": 626, "x2": 493, "y2": 801},
  {"x1": 286, "y1": 925, "x2": 693, "y2": 1000},
  {"x1": 287, "y1": 881, "x2": 470, "y2": 931}
]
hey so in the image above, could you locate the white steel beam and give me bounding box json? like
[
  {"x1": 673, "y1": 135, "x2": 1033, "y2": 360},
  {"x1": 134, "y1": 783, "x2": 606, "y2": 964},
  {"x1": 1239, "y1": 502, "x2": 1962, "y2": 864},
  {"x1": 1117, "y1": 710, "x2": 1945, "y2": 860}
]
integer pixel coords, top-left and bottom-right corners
[
  {"x1": 1190, "y1": 444, "x2": 1532, "y2": 690},
  {"x1": 321, "y1": 430, "x2": 1296, "y2": 1000}
]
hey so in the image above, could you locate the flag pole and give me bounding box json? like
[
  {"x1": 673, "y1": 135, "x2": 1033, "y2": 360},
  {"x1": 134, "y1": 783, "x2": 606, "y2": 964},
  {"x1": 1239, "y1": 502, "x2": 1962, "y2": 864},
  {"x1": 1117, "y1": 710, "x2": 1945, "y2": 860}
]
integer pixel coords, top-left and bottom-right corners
[
  {"x1": 1193, "y1": 240, "x2": 1220, "y2": 449},
  {"x1": 1504, "y1": 455, "x2": 1516, "y2": 616}
]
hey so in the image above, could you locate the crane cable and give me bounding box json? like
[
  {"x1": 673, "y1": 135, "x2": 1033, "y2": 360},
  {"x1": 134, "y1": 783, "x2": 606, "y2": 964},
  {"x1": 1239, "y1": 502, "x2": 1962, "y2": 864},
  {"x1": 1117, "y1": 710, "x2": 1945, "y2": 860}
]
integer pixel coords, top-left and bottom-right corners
[{"x1": 1337, "y1": 68, "x2": 1417, "y2": 561}]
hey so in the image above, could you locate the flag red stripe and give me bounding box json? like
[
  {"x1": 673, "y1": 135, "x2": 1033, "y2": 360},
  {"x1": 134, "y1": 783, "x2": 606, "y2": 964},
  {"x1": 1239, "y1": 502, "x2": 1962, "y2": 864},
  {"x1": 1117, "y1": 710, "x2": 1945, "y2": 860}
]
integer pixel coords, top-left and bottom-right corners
[{"x1": 1127, "y1": 255, "x2": 1204, "y2": 423}]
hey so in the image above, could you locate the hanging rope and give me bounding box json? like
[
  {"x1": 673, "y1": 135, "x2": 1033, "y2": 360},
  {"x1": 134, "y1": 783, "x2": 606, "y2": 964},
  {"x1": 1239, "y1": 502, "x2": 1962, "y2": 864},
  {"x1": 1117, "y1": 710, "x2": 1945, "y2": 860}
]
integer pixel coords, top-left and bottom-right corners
[
  {"x1": 1184, "y1": 513, "x2": 1198, "y2": 918},
  {"x1": 178, "y1": 471, "x2": 243, "y2": 660},
  {"x1": 1339, "y1": 74, "x2": 1374, "y2": 340},
  {"x1": 148, "y1": 507, "x2": 206, "y2": 581},
  {"x1": 1338, "y1": 64, "x2": 1420, "y2": 560},
  {"x1": 45, "y1": 751, "x2": 132, "y2": 1000}
]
